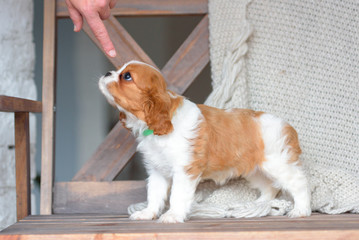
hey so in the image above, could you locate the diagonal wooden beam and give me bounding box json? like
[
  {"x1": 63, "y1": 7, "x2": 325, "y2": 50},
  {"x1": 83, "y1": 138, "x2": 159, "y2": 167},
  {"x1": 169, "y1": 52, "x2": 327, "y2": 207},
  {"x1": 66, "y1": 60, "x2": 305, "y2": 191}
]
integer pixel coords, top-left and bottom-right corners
[
  {"x1": 56, "y1": 0, "x2": 208, "y2": 17},
  {"x1": 82, "y1": 15, "x2": 156, "y2": 69},
  {"x1": 162, "y1": 15, "x2": 209, "y2": 94},
  {"x1": 73, "y1": 122, "x2": 137, "y2": 181}
]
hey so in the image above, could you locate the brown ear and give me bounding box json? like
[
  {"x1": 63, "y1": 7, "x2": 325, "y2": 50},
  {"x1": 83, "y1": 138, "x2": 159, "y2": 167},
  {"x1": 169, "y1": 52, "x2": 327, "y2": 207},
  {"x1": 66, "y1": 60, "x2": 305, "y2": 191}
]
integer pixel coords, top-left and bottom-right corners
[{"x1": 143, "y1": 90, "x2": 173, "y2": 135}]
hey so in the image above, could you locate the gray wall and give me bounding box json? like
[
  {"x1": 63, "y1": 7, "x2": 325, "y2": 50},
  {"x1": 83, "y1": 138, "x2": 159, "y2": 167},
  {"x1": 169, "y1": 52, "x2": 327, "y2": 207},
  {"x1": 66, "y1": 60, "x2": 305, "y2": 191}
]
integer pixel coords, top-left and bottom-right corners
[{"x1": 33, "y1": 1, "x2": 211, "y2": 212}]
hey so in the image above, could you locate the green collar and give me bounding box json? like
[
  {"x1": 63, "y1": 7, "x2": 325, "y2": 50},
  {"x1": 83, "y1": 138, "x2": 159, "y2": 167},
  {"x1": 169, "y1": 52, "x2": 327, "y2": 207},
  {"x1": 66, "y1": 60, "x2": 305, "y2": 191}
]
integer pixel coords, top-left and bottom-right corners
[{"x1": 143, "y1": 129, "x2": 154, "y2": 136}]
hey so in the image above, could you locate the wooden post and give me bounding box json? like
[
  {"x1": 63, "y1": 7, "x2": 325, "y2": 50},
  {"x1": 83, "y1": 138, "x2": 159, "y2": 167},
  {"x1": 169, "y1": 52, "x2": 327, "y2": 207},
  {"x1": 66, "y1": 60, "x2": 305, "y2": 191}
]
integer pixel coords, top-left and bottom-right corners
[
  {"x1": 14, "y1": 112, "x2": 31, "y2": 221},
  {"x1": 41, "y1": 0, "x2": 57, "y2": 215}
]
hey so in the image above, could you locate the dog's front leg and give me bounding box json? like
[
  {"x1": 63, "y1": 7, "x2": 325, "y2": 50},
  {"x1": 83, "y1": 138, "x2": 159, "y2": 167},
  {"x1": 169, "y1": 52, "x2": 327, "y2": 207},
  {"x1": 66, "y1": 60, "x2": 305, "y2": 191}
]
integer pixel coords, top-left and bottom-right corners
[
  {"x1": 130, "y1": 171, "x2": 169, "y2": 220},
  {"x1": 158, "y1": 171, "x2": 198, "y2": 223}
]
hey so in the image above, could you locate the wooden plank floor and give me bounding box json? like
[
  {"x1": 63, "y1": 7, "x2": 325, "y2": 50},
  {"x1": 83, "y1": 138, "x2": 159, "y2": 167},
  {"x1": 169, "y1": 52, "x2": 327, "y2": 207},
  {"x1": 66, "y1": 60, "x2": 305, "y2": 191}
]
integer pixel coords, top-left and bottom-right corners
[{"x1": 1, "y1": 213, "x2": 359, "y2": 239}]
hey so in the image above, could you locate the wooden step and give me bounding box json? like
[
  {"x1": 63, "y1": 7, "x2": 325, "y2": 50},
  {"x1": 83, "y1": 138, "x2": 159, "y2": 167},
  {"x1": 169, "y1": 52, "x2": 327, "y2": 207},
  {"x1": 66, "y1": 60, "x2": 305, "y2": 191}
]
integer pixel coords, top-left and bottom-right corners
[{"x1": 1, "y1": 213, "x2": 359, "y2": 239}]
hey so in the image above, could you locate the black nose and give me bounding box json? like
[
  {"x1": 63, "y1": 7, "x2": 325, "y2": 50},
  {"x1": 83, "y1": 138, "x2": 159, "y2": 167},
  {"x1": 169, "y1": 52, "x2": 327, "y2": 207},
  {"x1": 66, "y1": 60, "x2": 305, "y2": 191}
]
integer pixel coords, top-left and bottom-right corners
[{"x1": 105, "y1": 71, "x2": 112, "y2": 77}]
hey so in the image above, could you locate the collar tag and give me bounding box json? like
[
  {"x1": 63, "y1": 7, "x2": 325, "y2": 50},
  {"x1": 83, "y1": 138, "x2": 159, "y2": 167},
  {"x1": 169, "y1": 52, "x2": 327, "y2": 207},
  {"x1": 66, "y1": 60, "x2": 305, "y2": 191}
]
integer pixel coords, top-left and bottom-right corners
[{"x1": 143, "y1": 129, "x2": 154, "y2": 136}]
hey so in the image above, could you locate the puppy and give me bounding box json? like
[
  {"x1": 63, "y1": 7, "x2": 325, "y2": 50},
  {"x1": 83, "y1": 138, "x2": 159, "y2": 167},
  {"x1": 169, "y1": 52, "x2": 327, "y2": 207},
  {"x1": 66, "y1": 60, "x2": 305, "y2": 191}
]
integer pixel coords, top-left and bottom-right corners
[{"x1": 99, "y1": 60, "x2": 311, "y2": 223}]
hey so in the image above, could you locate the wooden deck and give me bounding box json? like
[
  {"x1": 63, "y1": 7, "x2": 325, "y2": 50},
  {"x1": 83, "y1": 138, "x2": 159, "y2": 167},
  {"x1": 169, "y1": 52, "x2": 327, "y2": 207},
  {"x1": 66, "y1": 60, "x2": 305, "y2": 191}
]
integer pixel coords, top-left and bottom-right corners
[{"x1": 1, "y1": 213, "x2": 359, "y2": 239}]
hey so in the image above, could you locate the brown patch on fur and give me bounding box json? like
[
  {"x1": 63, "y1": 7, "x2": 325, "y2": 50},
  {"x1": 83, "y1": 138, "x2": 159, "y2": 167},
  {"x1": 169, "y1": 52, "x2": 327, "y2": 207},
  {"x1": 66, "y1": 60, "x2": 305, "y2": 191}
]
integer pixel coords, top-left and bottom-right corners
[
  {"x1": 169, "y1": 95, "x2": 183, "y2": 119},
  {"x1": 107, "y1": 80, "x2": 144, "y2": 117},
  {"x1": 253, "y1": 111, "x2": 265, "y2": 118},
  {"x1": 119, "y1": 112, "x2": 126, "y2": 122},
  {"x1": 186, "y1": 106, "x2": 266, "y2": 181},
  {"x1": 283, "y1": 124, "x2": 302, "y2": 163},
  {"x1": 118, "y1": 112, "x2": 131, "y2": 130}
]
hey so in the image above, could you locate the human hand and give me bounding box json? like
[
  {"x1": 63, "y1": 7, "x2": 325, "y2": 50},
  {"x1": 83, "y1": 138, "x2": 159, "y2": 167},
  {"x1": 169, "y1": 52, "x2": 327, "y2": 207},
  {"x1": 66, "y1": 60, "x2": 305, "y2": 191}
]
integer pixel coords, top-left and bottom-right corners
[{"x1": 65, "y1": 0, "x2": 117, "y2": 57}]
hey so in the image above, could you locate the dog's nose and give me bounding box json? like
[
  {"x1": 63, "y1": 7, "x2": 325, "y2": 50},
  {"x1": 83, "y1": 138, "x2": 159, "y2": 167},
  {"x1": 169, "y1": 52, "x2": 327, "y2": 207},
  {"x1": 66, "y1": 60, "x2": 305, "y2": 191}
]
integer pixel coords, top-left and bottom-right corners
[{"x1": 105, "y1": 71, "x2": 112, "y2": 77}]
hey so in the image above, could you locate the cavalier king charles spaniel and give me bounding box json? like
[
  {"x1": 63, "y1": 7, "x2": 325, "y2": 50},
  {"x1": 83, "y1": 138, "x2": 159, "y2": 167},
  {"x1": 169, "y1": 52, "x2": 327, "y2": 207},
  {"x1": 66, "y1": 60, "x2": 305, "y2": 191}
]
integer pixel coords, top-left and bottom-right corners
[{"x1": 99, "y1": 60, "x2": 311, "y2": 223}]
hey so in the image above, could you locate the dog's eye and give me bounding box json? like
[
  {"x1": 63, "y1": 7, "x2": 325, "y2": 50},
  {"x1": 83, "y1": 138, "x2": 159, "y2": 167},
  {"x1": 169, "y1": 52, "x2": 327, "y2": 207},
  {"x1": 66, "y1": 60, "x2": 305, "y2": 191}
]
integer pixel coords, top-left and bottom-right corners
[{"x1": 123, "y1": 72, "x2": 132, "y2": 81}]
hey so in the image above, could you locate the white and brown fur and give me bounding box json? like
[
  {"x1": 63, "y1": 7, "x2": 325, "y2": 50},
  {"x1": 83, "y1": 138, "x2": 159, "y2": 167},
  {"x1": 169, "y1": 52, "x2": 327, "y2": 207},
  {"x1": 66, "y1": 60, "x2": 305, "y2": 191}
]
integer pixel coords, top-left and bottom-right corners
[{"x1": 98, "y1": 60, "x2": 311, "y2": 223}]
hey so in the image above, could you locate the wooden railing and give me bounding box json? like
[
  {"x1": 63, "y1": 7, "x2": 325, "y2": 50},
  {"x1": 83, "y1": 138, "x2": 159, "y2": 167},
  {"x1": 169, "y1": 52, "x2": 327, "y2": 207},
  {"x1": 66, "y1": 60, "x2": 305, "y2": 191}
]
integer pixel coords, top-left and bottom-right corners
[{"x1": 0, "y1": 96, "x2": 42, "y2": 220}]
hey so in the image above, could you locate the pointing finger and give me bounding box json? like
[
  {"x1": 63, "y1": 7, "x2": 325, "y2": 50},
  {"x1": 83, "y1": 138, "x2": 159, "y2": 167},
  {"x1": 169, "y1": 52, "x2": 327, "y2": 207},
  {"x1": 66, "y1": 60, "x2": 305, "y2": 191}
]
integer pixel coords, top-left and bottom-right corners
[{"x1": 85, "y1": 14, "x2": 116, "y2": 57}]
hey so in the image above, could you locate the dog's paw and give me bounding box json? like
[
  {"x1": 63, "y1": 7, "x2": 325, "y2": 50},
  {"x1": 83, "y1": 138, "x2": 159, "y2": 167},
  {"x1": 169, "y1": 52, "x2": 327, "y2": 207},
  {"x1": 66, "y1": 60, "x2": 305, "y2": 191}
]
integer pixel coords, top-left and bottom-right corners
[
  {"x1": 158, "y1": 211, "x2": 185, "y2": 223},
  {"x1": 130, "y1": 208, "x2": 156, "y2": 221},
  {"x1": 287, "y1": 207, "x2": 311, "y2": 218}
]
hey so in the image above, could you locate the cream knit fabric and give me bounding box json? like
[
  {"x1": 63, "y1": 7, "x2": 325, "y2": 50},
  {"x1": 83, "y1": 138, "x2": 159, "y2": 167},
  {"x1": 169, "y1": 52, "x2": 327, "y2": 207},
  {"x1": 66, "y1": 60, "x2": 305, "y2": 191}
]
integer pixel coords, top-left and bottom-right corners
[{"x1": 129, "y1": 0, "x2": 359, "y2": 218}]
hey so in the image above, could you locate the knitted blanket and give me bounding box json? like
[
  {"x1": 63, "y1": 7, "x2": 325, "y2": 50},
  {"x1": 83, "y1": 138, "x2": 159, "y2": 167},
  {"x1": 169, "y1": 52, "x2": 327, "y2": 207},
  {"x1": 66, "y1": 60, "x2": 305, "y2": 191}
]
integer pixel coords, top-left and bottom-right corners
[{"x1": 129, "y1": 0, "x2": 359, "y2": 218}]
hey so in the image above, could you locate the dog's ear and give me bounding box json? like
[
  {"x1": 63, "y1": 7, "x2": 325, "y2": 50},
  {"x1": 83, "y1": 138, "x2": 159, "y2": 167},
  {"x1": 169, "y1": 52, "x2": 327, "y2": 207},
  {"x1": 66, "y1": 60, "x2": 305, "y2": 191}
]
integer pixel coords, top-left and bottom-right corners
[{"x1": 143, "y1": 89, "x2": 173, "y2": 136}]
